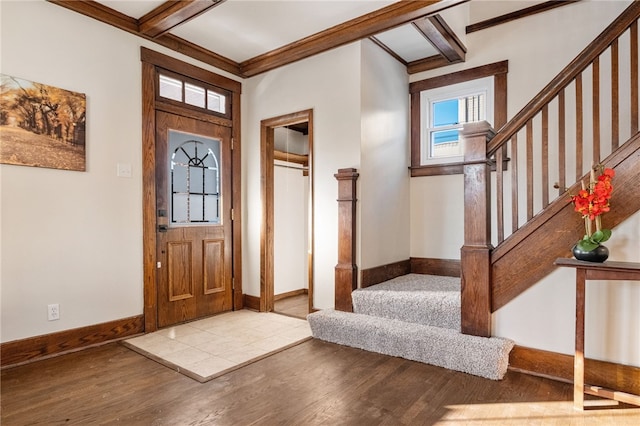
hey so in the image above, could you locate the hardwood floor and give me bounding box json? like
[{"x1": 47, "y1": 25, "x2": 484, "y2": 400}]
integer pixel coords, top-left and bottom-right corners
[
  {"x1": 274, "y1": 293, "x2": 309, "y2": 319},
  {"x1": 2, "y1": 340, "x2": 639, "y2": 425}
]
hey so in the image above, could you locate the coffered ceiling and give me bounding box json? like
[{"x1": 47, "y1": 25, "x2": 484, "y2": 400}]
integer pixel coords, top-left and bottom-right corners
[{"x1": 49, "y1": 0, "x2": 575, "y2": 78}]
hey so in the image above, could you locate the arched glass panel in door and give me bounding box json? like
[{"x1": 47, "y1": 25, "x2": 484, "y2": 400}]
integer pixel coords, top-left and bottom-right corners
[{"x1": 168, "y1": 130, "x2": 221, "y2": 224}]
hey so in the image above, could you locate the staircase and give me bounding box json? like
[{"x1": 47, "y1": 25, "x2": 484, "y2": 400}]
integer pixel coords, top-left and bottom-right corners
[
  {"x1": 459, "y1": 1, "x2": 640, "y2": 335},
  {"x1": 321, "y1": 2, "x2": 640, "y2": 379},
  {"x1": 308, "y1": 274, "x2": 514, "y2": 380}
]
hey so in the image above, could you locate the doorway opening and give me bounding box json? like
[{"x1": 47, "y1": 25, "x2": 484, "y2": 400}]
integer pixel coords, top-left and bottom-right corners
[{"x1": 261, "y1": 110, "x2": 314, "y2": 317}]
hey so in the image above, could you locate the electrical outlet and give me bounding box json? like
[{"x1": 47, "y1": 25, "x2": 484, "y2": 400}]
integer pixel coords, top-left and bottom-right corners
[{"x1": 47, "y1": 304, "x2": 60, "y2": 321}]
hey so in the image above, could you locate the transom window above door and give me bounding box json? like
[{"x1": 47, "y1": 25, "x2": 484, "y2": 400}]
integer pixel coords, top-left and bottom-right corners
[{"x1": 158, "y1": 70, "x2": 230, "y2": 118}]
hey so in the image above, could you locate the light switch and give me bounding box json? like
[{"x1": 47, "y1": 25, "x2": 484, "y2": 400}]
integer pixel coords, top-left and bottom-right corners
[{"x1": 117, "y1": 163, "x2": 132, "y2": 178}]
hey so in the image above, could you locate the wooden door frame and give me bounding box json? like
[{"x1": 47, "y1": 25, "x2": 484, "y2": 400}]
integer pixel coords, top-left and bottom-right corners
[
  {"x1": 141, "y1": 47, "x2": 243, "y2": 333},
  {"x1": 261, "y1": 109, "x2": 314, "y2": 313}
]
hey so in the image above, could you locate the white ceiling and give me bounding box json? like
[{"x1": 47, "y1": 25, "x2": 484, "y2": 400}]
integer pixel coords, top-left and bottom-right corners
[
  {"x1": 85, "y1": 1, "x2": 557, "y2": 74},
  {"x1": 102, "y1": 0, "x2": 401, "y2": 62}
]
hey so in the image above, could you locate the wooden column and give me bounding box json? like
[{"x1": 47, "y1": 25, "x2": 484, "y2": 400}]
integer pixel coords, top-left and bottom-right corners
[
  {"x1": 461, "y1": 122, "x2": 495, "y2": 337},
  {"x1": 334, "y1": 168, "x2": 359, "y2": 312}
]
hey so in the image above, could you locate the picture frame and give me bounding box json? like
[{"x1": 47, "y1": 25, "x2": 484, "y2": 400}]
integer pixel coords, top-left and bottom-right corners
[{"x1": 0, "y1": 74, "x2": 86, "y2": 171}]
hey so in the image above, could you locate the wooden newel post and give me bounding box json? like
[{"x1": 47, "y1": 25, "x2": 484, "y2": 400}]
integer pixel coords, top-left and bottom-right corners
[
  {"x1": 334, "y1": 168, "x2": 359, "y2": 312},
  {"x1": 461, "y1": 121, "x2": 495, "y2": 337}
]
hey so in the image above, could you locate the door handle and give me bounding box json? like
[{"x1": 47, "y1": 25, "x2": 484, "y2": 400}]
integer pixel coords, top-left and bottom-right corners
[{"x1": 158, "y1": 224, "x2": 168, "y2": 232}]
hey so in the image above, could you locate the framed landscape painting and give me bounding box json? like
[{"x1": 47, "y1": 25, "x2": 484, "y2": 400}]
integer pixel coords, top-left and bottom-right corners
[{"x1": 0, "y1": 74, "x2": 86, "y2": 171}]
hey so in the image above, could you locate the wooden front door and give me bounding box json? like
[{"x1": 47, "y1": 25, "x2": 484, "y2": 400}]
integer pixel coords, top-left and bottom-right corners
[{"x1": 155, "y1": 111, "x2": 232, "y2": 327}]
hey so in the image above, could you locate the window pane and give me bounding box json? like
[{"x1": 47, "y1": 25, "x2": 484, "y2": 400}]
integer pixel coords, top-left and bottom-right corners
[
  {"x1": 189, "y1": 166, "x2": 204, "y2": 193},
  {"x1": 185, "y1": 83, "x2": 205, "y2": 108},
  {"x1": 204, "y1": 167, "x2": 218, "y2": 194},
  {"x1": 433, "y1": 99, "x2": 459, "y2": 127},
  {"x1": 172, "y1": 193, "x2": 188, "y2": 223},
  {"x1": 159, "y1": 74, "x2": 182, "y2": 102},
  {"x1": 207, "y1": 90, "x2": 226, "y2": 114},
  {"x1": 204, "y1": 195, "x2": 219, "y2": 223},
  {"x1": 168, "y1": 131, "x2": 222, "y2": 225},
  {"x1": 172, "y1": 164, "x2": 188, "y2": 193},
  {"x1": 431, "y1": 129, "x2": 462, "y2": 157},
  {"x1": 190, "y1": 195, "x2": 204, "y2": 222}
]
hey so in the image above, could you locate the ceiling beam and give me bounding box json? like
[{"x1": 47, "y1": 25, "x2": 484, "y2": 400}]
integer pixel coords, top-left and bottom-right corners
[
  {"x1": 239, "y1": 0, "x2": 469, "y2": 77},
  {"x1": 49, "y1": 0, "x2": 469, "y2": 79},
  {"x1": 138, "y1": 0, "x2": 225, "y2": 38},
  {"x1": 466, "y1": 0, "x2": 581, "y2": 34},
  {"x1": 48, "y1": 0, "x2": 242, "y2": 76},
  {"x1": 407, "y1": 54, "x2": 463, "y2": 74},
  {"x1": 412, "y1": 14, "x2": 466, "y2": 63}
]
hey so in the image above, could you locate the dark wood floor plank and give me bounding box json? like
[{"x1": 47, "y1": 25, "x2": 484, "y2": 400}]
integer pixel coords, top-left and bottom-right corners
[
  {"x1": 2, "y1": 340, "x2": 639, "y2": 425},
  {"x1": 274, "y1": 293, "x2": 309, "y2": 319}
]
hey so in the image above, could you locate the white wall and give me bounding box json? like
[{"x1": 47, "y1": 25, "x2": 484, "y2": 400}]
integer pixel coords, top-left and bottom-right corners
[
  {"x1": 0, "y1": 0, "x2": 239, "y2": 342},
  {"x1": 409, "y1": 0, "x2": 640, "y2": 366},
  {"x1": 359, "y1": 40, "x2": 411, "y2": 270},
  {"x1": 274, "y1": 162, "x2": 309, "y2": 295},
  {"x1": 242, "y1": 44, "x2": 362, "y2": 309},
  {"x1": 2, "y1": 0, "x2": 637, "y2": 368}
]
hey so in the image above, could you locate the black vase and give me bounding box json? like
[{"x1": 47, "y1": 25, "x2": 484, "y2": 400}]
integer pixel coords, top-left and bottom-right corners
[{"x1": 572, "y1": 244, "x2": 609, "y2": 262}]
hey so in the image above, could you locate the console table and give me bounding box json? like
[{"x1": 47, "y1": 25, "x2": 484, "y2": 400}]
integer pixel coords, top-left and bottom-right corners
[{"x1": 554, "y1": 258, "x2": 640, "y2": 410}]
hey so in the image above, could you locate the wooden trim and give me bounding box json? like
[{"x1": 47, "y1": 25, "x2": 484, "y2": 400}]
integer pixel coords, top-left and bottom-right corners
[
  {"x1": 631, "y1": 21, "x2": 638, "y2": 134},
  {"x1": 261, "y1": 110, "x2": 314, "y2": 313},
  {"x1": 48, "y1": 0, "x2": 139, "y2": 33},
  {"x1": 274, "y1": 150, "x2": 308, "y2": 167},
  {"x1": 243, "y1": 294, "x2": 260, "y2": 311},
  {"x1": 411, "y1": 162, "x2": 464, "y2": 176},
  {"x1": 334, "y1": 168, "x2": 359, "y2": 312},
  {"x1": 407, "y1": 54, "x2": 461, "y2": 74},
  {"x1": 140, "y1": 47, "x2": 241, "y2": 93},
  {"x1": 274, "y1": 288, "x2": 308, "y2": 301},
  {"x1": 231, "y1": 90, "x2": 243, "y2": 311},
  {"x1": 51, "y1": 0, "x2": 469, "y2": 78},
  {"x1": 239, "y1": 0, "x2": 468, "y2": 77},
  {"x1": 49, "y1": 1, "x2": 242, "y2": 76},
  {"x1": 142, "y1": 60, "x2": 158, "y2": 333},
  {"x1": 361, "y1": 260, "x2": 411, "y2": 288},
  {"x1": 410, "y1": 60, "x2": 508, "y2": 93},
  {"x1": 410, "y1": 62, "x2": 508, "y2": 177},
  {"x1": 466, "y1": 0, "x2": 581, "y2": 34},
  {"x1": 509, "y1": 346, "x2": 640, "y2": 397},
  {"x1": 138, "y1": 1, "x2": 223, "y2": 38},
  {"x1": 412, "y1": 14, "x2": 466, "y2": 63},
  {"x1": 487, "y1": 1, "x2": 640, "y2": 155},
  {"x1": 141, "y1": 48, "x2": 243, "y2": 330},
  {"x1": 1, "y1": 316, "x2": 144, "y2": 367},
  {"x1": 410, "y1": 257, "x2": 461, "y2": 277}
]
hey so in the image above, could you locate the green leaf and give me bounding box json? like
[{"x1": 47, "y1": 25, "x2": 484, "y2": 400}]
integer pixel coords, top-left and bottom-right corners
[
  {"x1": 591, "y1": 230, "x2": 605, "y2": 242},
  {"x1": 577, "y1": 240, "x2": 600, "y2": 251},
  {"x1": 599, "y1": 228, "x2": 612, "y2": 243}
]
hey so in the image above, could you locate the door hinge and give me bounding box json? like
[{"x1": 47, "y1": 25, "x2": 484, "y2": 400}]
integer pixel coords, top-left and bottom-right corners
[
  {"x1": 231, "y1": 138, "x2": 234, "y2": 150},
  {"x1": 231, "y1": 208, "x2": 234, "y2": 221},
  {"x1": 232, "y1": 277, "x2": 235, "y2": 290}
]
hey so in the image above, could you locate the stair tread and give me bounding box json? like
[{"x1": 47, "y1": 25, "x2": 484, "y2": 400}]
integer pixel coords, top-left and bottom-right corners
[
  {"x1": 353, "y1": 274, "x2": 461, "y2": 330},
  {"x1": 308, "y1": 309, "x2": 513, "y2": 380}
]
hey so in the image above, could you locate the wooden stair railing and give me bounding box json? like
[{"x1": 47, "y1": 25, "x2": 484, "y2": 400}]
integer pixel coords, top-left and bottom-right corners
[{"x1": 462, "y1": 1, "x2": 640, "y2": 337}]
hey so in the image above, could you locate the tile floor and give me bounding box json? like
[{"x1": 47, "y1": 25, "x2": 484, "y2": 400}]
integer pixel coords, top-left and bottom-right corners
[{"x1": 123, "y1": 309, "x2": 312, "y2": 382}]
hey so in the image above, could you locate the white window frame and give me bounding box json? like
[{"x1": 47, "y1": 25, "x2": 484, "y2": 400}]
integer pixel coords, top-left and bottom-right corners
[{"x1": 420, "y1": 77, "x2": 494, "y2": 165}]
